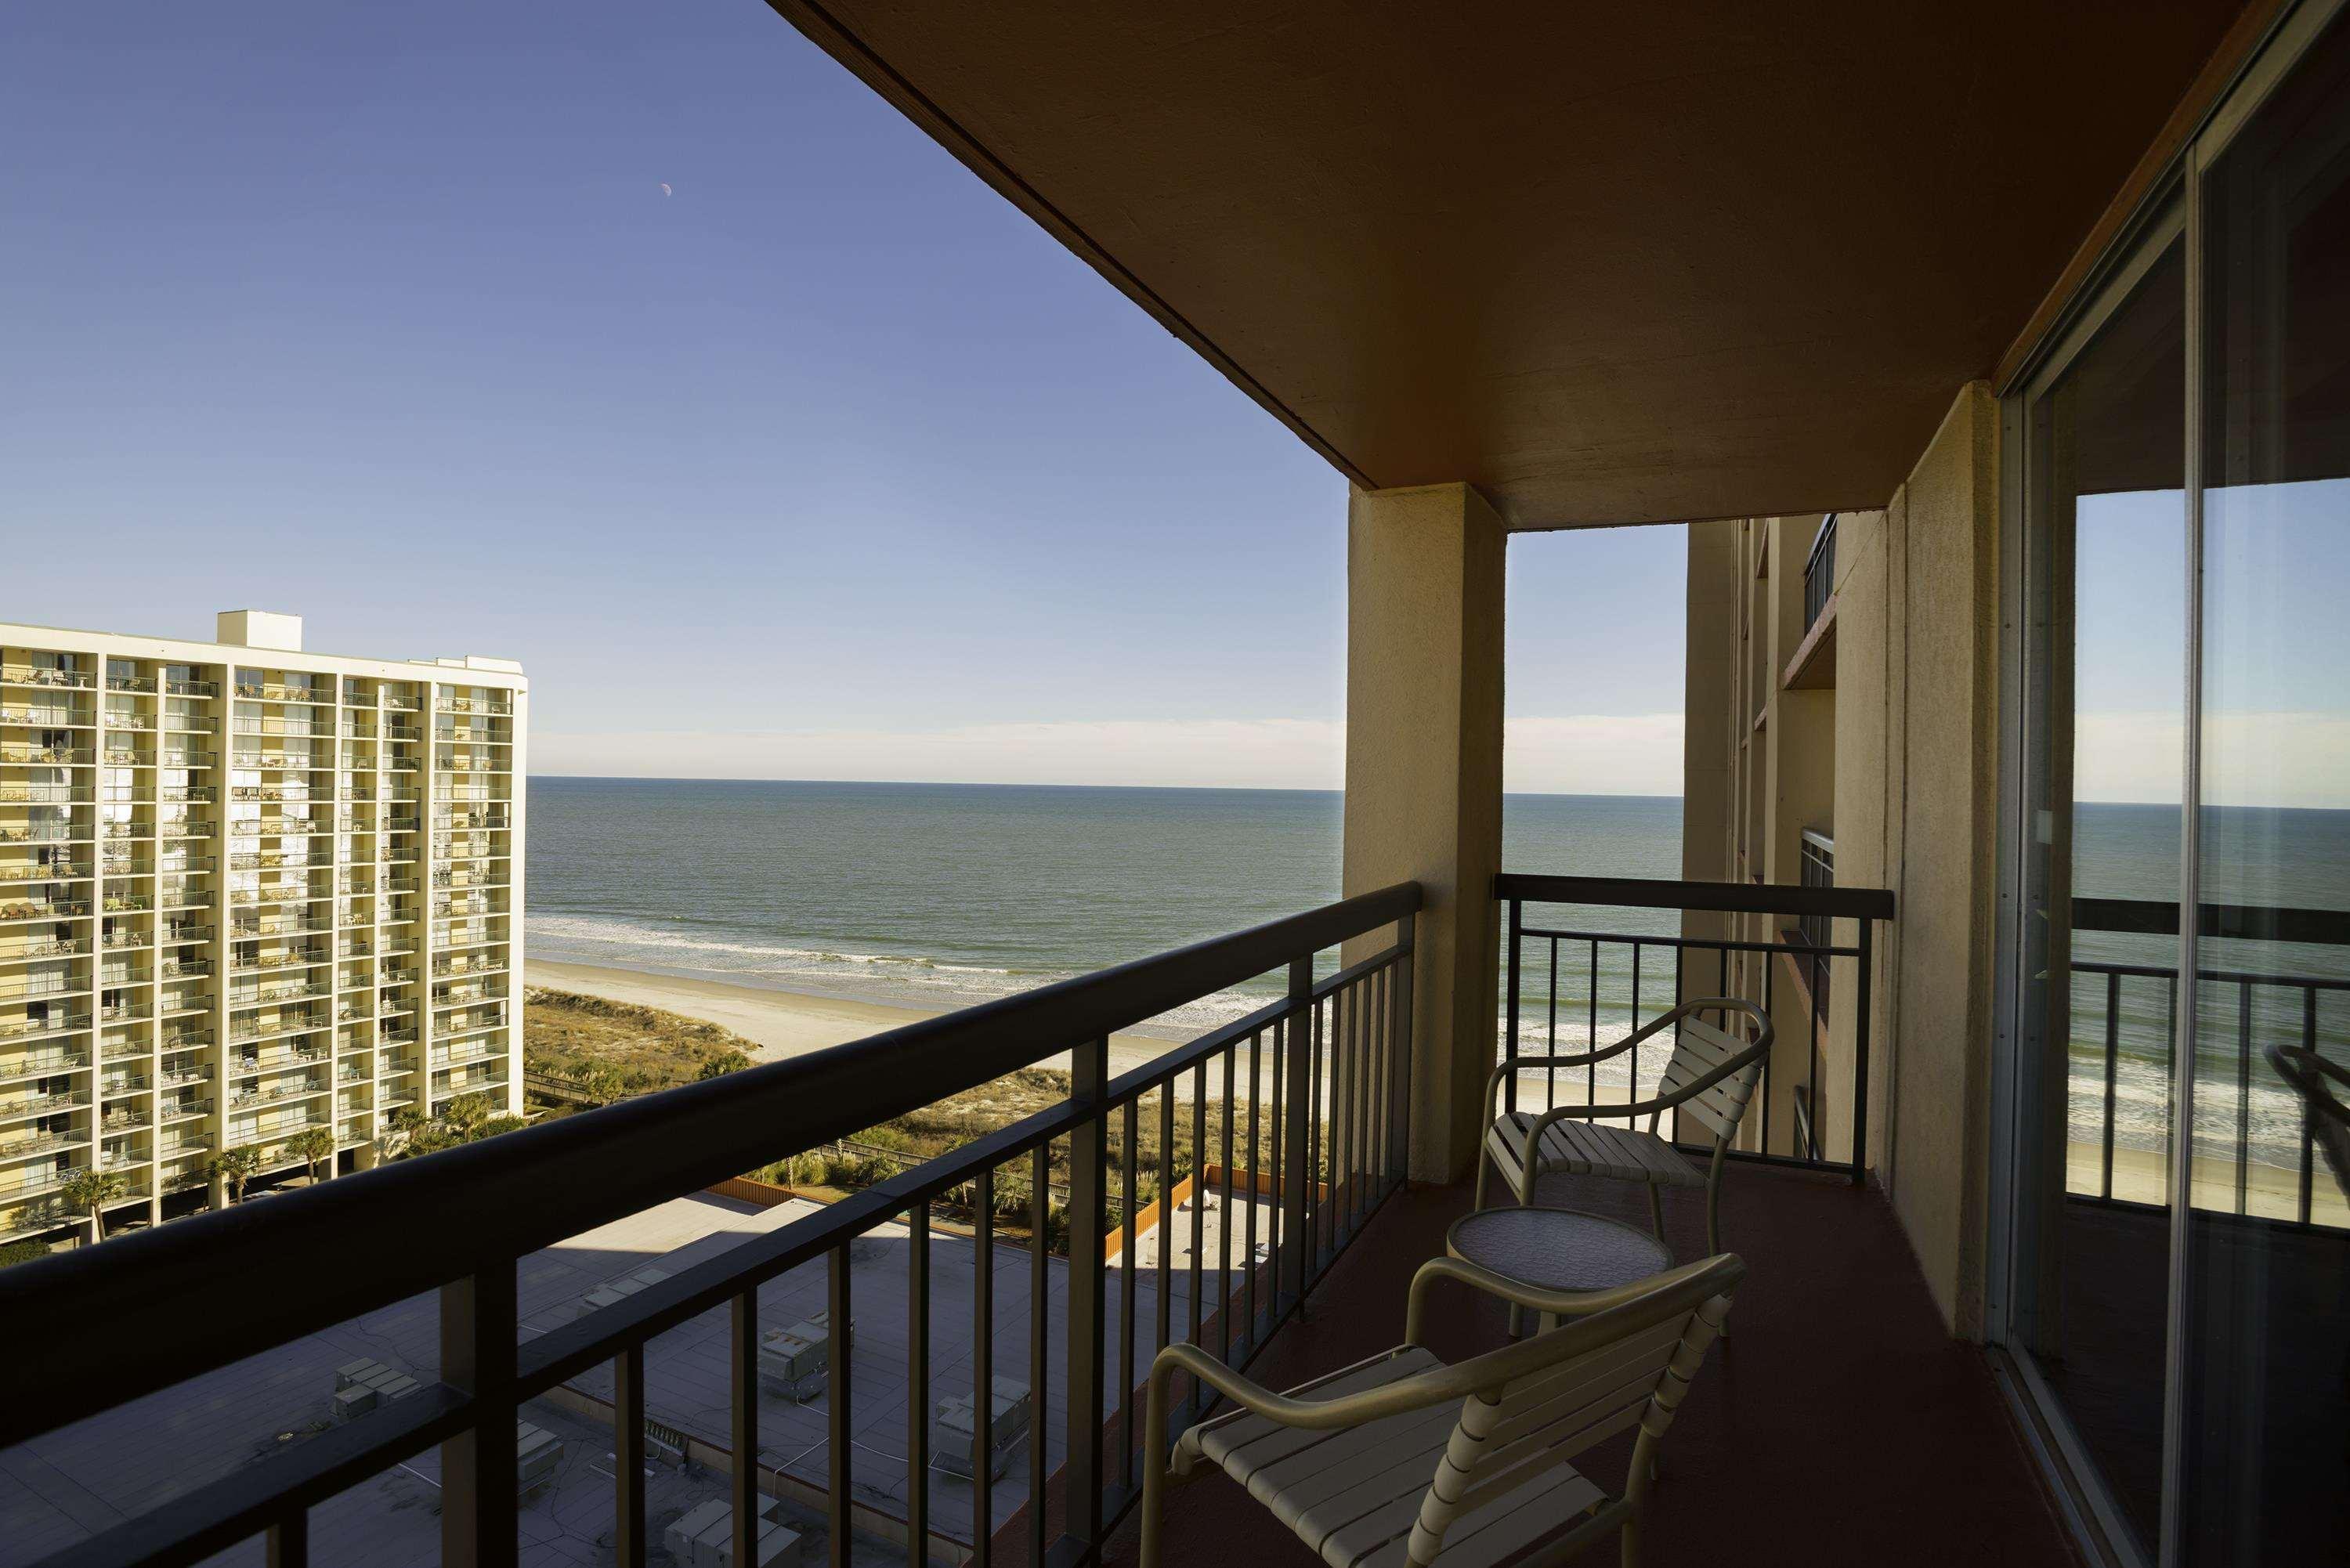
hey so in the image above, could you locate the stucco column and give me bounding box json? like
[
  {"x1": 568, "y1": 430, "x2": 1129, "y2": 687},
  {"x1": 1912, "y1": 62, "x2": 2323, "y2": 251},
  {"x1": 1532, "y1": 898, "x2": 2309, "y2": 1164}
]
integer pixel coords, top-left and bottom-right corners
[{"x1": 1340, "y1": 482, "x2": 1506, "y2": 1183}]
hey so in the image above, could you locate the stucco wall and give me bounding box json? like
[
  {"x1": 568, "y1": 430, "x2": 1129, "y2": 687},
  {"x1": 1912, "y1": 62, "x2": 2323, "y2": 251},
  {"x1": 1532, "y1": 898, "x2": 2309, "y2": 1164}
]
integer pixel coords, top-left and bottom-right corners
[
  {"x1": 1845, "y1": 384, "x2": 2002, "y2": 1337},
  {"x1": 1340, "y1": 482, "x2": 1506, "y2": 1183}
]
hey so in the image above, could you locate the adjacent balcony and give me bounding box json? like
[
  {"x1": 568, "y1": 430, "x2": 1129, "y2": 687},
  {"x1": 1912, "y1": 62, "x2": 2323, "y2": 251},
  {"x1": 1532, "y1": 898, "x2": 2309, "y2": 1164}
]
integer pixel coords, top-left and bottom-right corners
[
  {"x1": 0, "y1": 705, "x2": 94, "y2": 728},
  {"x1": 0, "y1": 898, "x2": 91, "y2": 923},
  {"x1": 232, "y1": 681, "x2": 334, "y2": 706},
  {"x1": 0, "y1": 665, "x2": 95, "y2": 691},
  {"x1": 0, "y1": 742, "x2": 92, "y2": 765}
]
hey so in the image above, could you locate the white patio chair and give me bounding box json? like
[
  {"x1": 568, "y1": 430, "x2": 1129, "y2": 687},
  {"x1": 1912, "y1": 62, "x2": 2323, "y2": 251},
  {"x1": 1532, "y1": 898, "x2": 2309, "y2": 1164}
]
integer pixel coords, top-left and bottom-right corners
[
  {"x1": 1139, "y1": 1251, "x2": 1743, "y2": 1568},
  {"x1": 1476, "y1": 998, "x2": 1770, "y2": 1256}
]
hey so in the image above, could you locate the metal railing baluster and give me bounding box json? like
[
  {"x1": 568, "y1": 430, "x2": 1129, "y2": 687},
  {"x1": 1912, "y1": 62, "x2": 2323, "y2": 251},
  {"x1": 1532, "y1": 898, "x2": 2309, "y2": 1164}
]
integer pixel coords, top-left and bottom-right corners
[
  {"x1": 1025, "y1": 1146, "x2": 1048, "y2": 1568},
  {"x1": 1219, "y1": 1042, "x2": 1235, "y2": 1368},
  {"x1": 440, "y1": 1266, "x2": 518, "y2": 1568},
  {"x1": 615, "y1": 1345, "x2": 645, "y2": 1568},
  {"x1": 2104, "y1": 971, "x2": 2122, "y2": 1199},
  {"x1": 1188, "y1": 1060, "x2": 1206, "y2": 1378},
  {"x1": 1118, "y1": 1099, "x2": 1138, "y2": 1490},
  {"x1": 1064, "y1": 1039, "x2": 1109, "y2": 1554},
  {"x1": 2301, "y1": 988, "x2": 2319, "y2": 1226},
  {"x1": 2237, "y1": 981, "x2": 2254, "y2": 1216},
  {"x1": 973, "y1": 1165, "x2": 994, "y2": 1568},
  {"x1": 1308, "y1": 993, "x2": 1327, "y2": 1275},
  {"x1": 906, "y1": 1202, "x2": 930, "y2": 1568},
  {"x1": 830, "y1": 1245, "x2": 854, "y2": 1568},
  {"x1": 732, "y1": 1290, "x2": 758, "y2": 1568},
  {"x1": 1246, "y1": 1027, "x2": 1263, "y2": 1341}
]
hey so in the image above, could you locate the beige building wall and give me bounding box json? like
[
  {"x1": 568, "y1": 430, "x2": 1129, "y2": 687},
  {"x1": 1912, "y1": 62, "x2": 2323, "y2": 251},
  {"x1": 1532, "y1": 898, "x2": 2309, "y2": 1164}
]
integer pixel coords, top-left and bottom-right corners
[{"x1": 1679, "y1": 382, "x2": 2005, "y2": 1338}]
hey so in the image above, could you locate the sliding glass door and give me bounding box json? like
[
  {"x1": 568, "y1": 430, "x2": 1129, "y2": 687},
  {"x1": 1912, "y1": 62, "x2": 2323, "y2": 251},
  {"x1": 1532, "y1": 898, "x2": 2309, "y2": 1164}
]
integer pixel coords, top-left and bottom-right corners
[{"x1": 2005, "y1": 4, "x2": 2350, "y2": 1562}]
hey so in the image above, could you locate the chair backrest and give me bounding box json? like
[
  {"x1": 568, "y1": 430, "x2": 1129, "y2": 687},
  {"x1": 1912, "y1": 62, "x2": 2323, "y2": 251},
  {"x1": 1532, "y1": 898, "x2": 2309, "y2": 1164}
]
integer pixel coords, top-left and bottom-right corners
[
  {"x1": 1652, "y1": 1013, "x2": 1762, "y2": 1145},
  {"x1": 2270, "y1": 1045, "x2": 2350, "y2": 1201},
  {"x1": 1405, "y1": 1278, "x2": 1736, "y2": 1566}
]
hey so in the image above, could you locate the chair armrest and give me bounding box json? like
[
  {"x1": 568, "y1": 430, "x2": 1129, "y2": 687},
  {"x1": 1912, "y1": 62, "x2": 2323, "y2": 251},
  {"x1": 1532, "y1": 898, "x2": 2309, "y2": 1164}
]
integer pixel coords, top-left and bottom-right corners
[
  {"x1": 1480, "y1": 999, "x2": 1712, "y2": 1125},
  {"x1": 1147, "y1": 1340, "x2": 1459, "y2": 1434}
]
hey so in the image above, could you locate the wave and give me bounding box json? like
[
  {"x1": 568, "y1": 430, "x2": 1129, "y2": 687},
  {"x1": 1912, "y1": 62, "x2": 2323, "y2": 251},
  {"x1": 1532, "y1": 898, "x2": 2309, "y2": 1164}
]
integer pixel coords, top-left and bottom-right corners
[{"x1": 525, "y1": 911, "x2": 1277, "y2": 1041}]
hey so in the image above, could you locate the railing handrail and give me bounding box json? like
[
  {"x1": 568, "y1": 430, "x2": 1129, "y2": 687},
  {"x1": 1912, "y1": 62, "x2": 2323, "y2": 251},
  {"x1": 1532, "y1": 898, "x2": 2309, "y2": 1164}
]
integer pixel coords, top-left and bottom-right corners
[
  {"x1": 2071, "y1": 894, "x2": 2350, "y2": 947},
  {"x1": 1494, "y1": 870, "x2": 1894, "y2": 922},
  {"x1": 0, "y1": 879, "x2": 1419, "y2": 1449}
]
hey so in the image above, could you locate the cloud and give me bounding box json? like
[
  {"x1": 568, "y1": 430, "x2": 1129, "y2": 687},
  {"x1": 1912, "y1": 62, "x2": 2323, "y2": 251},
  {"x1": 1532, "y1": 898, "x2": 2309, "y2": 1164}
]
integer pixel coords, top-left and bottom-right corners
[
  {"x1": 2077, "y1": 710, "x2": 2350, "y2": 809},
  {"x1": 532, "y1": 712, "x2": 1688, "y2": 795}
]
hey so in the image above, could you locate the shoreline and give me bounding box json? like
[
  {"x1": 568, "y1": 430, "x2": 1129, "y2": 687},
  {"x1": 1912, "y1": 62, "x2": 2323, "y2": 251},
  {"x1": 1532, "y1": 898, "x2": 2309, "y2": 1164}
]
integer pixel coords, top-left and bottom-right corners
[{"x1": 525, "y1": 958, "x2": 1183, "y2": 1078}]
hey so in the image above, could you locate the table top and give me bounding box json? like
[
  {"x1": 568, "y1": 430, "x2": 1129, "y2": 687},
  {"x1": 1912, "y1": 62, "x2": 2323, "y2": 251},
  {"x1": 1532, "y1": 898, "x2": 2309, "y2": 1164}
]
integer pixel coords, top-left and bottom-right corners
[{"x1": 1447, "y1": 1205, "x2": 1672, "y2": 1292}]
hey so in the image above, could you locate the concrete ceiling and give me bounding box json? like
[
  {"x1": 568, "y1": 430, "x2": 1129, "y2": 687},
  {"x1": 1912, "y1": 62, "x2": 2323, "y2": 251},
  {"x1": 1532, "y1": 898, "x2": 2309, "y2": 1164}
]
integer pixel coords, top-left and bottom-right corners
[{"x1": 763, "y1": 1, "x2": 2254, "y2": 529}]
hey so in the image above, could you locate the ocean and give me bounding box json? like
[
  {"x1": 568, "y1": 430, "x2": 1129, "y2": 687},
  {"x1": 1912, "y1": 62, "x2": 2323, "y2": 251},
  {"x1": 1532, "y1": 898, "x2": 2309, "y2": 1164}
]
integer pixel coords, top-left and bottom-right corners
[
  {"x1": 525, "y1": 779, "x2": 2348, "y2": 1172},
  {"x1": 524, "y1": 779, "x2": 1683, "y2": 1039}
]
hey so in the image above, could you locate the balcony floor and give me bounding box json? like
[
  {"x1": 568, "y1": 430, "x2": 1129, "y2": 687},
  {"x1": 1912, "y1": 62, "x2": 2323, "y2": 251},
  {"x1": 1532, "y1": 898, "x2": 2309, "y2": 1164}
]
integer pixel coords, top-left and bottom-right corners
[{"x1": 1108, "y1": 1161, "x2": 2074, "y2": 1568}]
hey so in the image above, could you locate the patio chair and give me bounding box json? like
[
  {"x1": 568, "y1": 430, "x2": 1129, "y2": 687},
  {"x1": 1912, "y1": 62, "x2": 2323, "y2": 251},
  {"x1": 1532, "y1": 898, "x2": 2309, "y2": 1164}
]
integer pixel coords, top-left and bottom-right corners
[
  {"x1": 1139, "y1": 1251, "x2": 1743, "y2": 1568},
  {"x1": 1476, "y1": 998, "x2": 1770, "y2": 1256},
  {"x1": 2269, "y1": 1044, "x2": 2350, "y2": 1201}
]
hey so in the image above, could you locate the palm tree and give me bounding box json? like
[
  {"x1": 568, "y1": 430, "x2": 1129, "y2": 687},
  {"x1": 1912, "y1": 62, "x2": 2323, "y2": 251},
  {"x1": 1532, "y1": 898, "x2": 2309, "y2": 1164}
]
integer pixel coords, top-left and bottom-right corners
[
  {"x1": 207, "y1": 1147, "x2": 264, "y2": 1204},
  {"x1": 442, "y1": 1093, "x2": 496, "y2": 1140},
  {"x1": 58, "y1": 1166, "x2": 127, "y2": 1241},
  {"x1": 378, "y1": 1105, "x2": 426, "y2": 1162},
  {"x1": 287, "y1": 1126, "x2": 335, "y2": 1184}
]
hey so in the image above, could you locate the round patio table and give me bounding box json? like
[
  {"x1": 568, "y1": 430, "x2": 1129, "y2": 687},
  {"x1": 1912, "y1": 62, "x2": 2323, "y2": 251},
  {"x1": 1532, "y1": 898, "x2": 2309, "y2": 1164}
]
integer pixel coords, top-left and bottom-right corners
[{"x1": 1446, "y1": 1205, "x2": 1672, "y2": 1305}]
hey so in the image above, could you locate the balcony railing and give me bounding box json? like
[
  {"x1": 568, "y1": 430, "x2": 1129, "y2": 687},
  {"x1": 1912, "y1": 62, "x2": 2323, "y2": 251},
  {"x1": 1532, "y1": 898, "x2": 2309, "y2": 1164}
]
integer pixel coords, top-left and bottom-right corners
[
  {"x1": 1, "y1": 666, "x2": 94, "y2": 690},
  {"x1": 1495, "y1": 872, "x2": 1894, "y2": 1174},
  {"x1": 1803, "y1": 511, "x2": 1838, "y2": 629},
  {"x1": 0, "y1": 744, "x2": 92, "y2": 764},
  {"x1": 0, "y1": 706, "x2": 93, "y2": 728},
  {"x1": 0, "y1": 786, "x2": 85, "y2": 806},
  {"x1": 233, "y1": 681, "x2": 333, "y2": 705},
  {"x1": 0, "y1": 861, "x2": 88, "y2": 884},
  {"x1": 2068, "y1": 897, "x2": 2350, "y2": 1229},
  {"x1": 0, "y1": 883, "x2": 1420, "y2": 1567},
  {"x1": 0, "y1": 899, "x2": 90, "y2": 923}
]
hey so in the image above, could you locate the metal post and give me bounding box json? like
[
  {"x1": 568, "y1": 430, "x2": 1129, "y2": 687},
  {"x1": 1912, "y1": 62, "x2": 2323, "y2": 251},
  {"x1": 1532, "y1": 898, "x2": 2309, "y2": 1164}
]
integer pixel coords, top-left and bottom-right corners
[
  {"x1": 1279, "y1": 956, "x2": 1313, "y2": 1308},
  {"x1": 1850, "y1": 918, "x2": 1873, "y2": 1187},
  {"x1": 1062, "y1": 1035, "x2": 1109, "y2": 1555},
  {"x1": 1503, "y1": 897, "x2": 1520, "y2": 1113},
  {"x1": 439, "y1": 1266, "x2": 519, "y2": 1568},
  {"x1": 732, "y1": 1291, "x2": 759, "y2": 1568},
  {"x1": 830, "y1": 1245, "x2": 854, "y2": 1568},
  {"x1": 906, "y1": 1203, "x2": 931, "y2": 1568},
  {"x1": 1391, "y1": 917, "x2": 1415, "y2": 1185},
  {"x1": 615, "y1": 1346, "x2": 645, "y2": 1568}
]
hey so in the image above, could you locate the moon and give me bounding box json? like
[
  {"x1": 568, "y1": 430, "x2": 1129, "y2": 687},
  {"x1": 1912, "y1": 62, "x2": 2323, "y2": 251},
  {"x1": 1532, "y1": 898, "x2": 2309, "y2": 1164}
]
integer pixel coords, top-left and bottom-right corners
[{"x1": 660, "y1": 182, "x2": 672, "y2": 197}]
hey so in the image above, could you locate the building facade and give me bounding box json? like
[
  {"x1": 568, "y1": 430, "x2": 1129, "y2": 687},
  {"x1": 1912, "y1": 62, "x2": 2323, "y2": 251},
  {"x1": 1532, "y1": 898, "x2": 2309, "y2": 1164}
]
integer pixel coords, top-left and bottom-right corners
[{"x1": 0, "y1": 612, "x2": 524, "y2": 1245}]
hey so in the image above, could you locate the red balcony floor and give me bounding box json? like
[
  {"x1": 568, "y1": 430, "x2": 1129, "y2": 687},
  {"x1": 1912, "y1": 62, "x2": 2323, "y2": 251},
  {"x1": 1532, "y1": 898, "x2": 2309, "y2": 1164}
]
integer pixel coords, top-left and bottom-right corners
[{"x1": 1105, "y1": 1161, "x2": 2075, "y2": 1567}]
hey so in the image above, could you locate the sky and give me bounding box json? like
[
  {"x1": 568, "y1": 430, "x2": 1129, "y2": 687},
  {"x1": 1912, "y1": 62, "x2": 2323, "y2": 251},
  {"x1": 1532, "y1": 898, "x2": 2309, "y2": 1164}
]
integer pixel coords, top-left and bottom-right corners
[{"x1": 0, "y1": 3, "x2": 1687, "y2": 794}]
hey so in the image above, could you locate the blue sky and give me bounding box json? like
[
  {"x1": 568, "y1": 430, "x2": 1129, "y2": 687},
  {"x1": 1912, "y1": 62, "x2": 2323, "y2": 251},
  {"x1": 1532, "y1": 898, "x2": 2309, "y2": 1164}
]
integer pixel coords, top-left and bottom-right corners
[{"x1": 0, "y1": 2, "x2": 1686, "y2": 791}]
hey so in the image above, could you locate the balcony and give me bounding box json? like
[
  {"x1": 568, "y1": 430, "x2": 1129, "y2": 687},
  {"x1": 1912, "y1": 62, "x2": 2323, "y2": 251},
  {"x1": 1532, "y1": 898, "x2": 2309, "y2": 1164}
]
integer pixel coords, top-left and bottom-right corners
[
  {"x1": 0, "y1": 898, "x2": 90, "y2": 923},
  {"x1": 233, "y1": 681, "x2": 333, "y2": 706},
  {"x1": 0, "y1": 705, "x2": 94, "y2": 728},
  {"x1": 0, "y1": 861, "x2": 88, "y2": 886},
  {"x1": 0, "y1": 666, "x2": 94, "y2": 691},
  {"x1": 165, "y1": 678, "x2": 219, "y2": 699},
  {"x1": 0, "y1": 1014, "x2": 91, "y2": 1044},
  {"x1": 0, "y1": 935, "x2": 89, "y2": 961},
  {"x1": 0, "y1": 742, "x2": 92, "y2": 765}
]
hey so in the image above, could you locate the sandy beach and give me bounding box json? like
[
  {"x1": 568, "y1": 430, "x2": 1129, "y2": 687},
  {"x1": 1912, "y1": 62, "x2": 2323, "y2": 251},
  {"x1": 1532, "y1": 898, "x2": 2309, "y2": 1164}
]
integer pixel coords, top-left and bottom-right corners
[{"x1": 526, "y1": 959, "x2": 1184, "y2": 1078}]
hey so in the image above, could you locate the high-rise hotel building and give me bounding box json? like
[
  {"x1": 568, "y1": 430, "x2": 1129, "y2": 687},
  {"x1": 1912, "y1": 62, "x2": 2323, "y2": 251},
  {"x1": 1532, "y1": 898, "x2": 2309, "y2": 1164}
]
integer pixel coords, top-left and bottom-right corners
[{"x1": 0, "y1": 612, "x2": 524, "y2": 1244}]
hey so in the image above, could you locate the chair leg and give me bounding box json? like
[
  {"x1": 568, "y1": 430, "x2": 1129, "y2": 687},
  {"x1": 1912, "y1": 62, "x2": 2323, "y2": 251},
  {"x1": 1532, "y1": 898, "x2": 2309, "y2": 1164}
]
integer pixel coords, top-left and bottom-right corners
[
  {"x1": 1645, "y1": 1185, "x2": 1665, "y2": 1241},
  {"x1": 1619, "y1": 1509, "x2": 1642, "y2": 1568},
  {"x1": 1474, "y1": 1150, "x2": 1492, "y2": 1212},
  {"x1": 1706, "y1": 1178, "x2": 1722, "y2": 1256}
]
